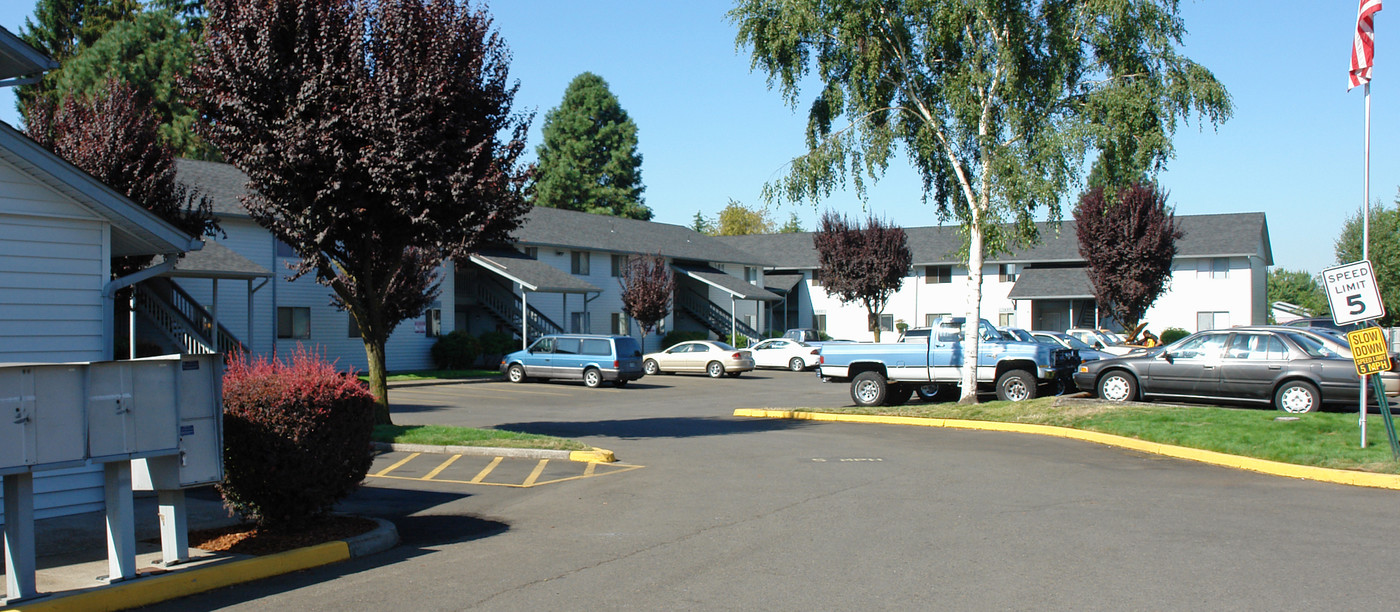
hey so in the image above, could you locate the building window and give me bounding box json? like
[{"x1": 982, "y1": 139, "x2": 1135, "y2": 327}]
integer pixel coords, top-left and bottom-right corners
[
  {"x1": 275, "y1": 239, "x2": 296, "y2": 258},
  {"x1": 999, "y1": 264, "x2": 1017, "y2": 282},
  {"x1": 1197, "y1": 257, "x2": 1229, "y2": 280},
  {"x1": 1196, "y1": 311, "x2": 1230, "y2": 331},
  {"x1": 425, "y1": 308, "x2": 442, "y2": 337},
  {"x1": 611, "y1": 254, "x2": 627, "y2": 277},
  {"x1": 745, "y1": 266, "x2": 756, "y2": 283},
  {"x1": 925, "y1": 265, "x2": 951, "y2": 284},
  {"x1": 814, "y1": 313, "x2": 827, "y2": 332},
  {"x1": 611, "y1": 312, "x2": 629, "y2": 335},
  {"x1": 998, "y1": 312, "x2": 1015, "y2": 327},
  {"x1": 570, "y1": 311, "x2": 591, "y2": 333},
  {"x1": 278, "y1": 307, "x2": 310, "y2": 339},
  {"x1": 571, "y1": 251, "x2": 591, "y2": 275},
  {"x1": 879, "y1": 314, "x2": 894, "y2": 331},
  {"x1": 524, "y1": 246, "x2": 538, "y2": 259},
  {"x1": 810, "y1": 270, "x2": 822, "y2": 286},
  {"x1": 925, "y1": 313, "x2": 951, "y2": 327}
]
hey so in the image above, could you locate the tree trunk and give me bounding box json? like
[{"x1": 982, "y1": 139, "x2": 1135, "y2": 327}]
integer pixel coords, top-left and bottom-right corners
[
  {"x1": 364, "y1": 338, "x2": 392, "y2": 425},
  {"x1": 868, "y1": 310, "x2": 881, "y2": 342},
  {"x1": 958, "y1": 208, "x2": 985, "y2": 405}
]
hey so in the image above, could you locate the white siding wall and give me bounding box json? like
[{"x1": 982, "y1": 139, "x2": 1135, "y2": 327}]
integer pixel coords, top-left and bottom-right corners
[
  {"x1": 1143, "y1": 256, "x2": 1261, "y2": 333},
  {"x1": 806, "y1": 263, "x2": 1019, "y2": 341}
]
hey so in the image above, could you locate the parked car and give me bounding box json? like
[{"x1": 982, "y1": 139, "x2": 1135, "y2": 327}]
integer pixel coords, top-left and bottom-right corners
[
  {"x1": 501, "y1": 334, "x2": 646, "y2": 388},
  {"x1": 1066, "y1": 328, "x2": 1136, "y2": 356},
  {"x1": 1250, "y1": 325, "x2": 1400, "y2": 397},
  {"x1": 749, "y1": 338, "x2": 821, "y2": 371},
  {"x1": 1073, "y1": 327, "x2": 1400, "y2": 413},
  {"x1": 1283, "y1": 317, "x2": 1358, "y2": 332},
  {"x1": 1031, "y1": 330, "x2": 1114, "y2": 362},
  {"x1": 999, "y1": 327, "x2": 1035, "y2": 342},
  {"x1": 643, "y1": 341, "x2": 755, "y2": 377}
]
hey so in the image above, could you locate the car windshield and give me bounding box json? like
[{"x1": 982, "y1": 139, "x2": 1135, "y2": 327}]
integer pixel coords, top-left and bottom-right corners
[{"x1": 1059, "y1": 335, "x2": 1096, "y2": 351}]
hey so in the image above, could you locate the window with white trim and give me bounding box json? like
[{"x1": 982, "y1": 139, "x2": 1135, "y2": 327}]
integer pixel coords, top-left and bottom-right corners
[{"x1": 278, "y1": 307, "x2": 310, "y2": 339}]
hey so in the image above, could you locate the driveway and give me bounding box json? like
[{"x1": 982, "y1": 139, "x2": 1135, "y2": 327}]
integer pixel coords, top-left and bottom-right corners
[{"x1": 142, "y1": 369, "x2": 1400, "y2": 610}]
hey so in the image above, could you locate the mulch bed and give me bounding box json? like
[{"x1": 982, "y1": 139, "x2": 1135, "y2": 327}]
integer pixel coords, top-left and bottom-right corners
[{"x1": 188, "y1": 515, "x2": 378, "y2": 556}]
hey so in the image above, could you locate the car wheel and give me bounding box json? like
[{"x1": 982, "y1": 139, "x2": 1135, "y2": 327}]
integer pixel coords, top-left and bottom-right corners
[
  {"x1": 583, "y1": 368, "x2": 602, "y2": 388},
  {"x1": 1096, "y1": 370, "x2": 1137, "y2": 402},
  {"x1": 1275, "y1": 380, "x2": 1320, "y2": 413},
  {"x1": 506, "y1": 364, "x2": 526, "y2": 383},
  {"x1": 789, "y1": 357, "x2": 806, "y2": 372},
  {"x1": 916, "y1": 384, "x2": 953, "y2": 402},
  {"x1": 707, "y1": 361, "x2": 725, "y2": 378},
  {"x1": 850, "y1": 371, "x2": 888, "y2": 407},
  {"x1": 995, "y1": 369, "x2": 1036, "y2": 402},
  {"x1": 884, "y1": 384, "x2": 913, "y2": 406},
  {"x1": 644, "y1": 359, "x2": 660, "y2": 375}
]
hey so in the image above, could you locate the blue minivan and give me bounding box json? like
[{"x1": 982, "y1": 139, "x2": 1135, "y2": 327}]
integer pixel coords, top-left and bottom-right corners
[{"x1": 501, "y1": 334, "x2": 646, "y2": 388}]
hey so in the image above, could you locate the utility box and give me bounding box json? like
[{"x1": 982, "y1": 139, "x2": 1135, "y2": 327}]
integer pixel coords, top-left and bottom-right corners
[
  {"x1": 0, "y1": 363, "x2": 89, "y2": 476},
  {"x1": 86, "y1": 359, "x2": 181, "y2": 462},
  {"x1": 133, "y1": 354, "x2": 224, "y2": 490}
]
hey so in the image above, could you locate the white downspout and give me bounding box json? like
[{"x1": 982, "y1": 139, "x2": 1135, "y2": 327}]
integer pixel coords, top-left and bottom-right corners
[{"x1": 104, "y1": 253, "x2": 181, "y2": 361}]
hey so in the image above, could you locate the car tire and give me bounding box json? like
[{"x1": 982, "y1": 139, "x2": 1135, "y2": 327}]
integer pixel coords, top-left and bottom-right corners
[
  {"x1": 789, "y1": 357, "x2": 806, "y2": 372},
  {"x1": 644, "y1": 359, "x2": 660, "y2": 376},
  {"x1": 916, "y1": 384, "x2": 954, "y2": 403},
  {"x1": 583, "y1": 368, "x2": 603, "y2": 388},
  {"x1": 506, "y1": 364, "x2": 526, "y2": 384},
  {"x1": 995, "y1": 369, "x2": 1036, "y2": 402},
  {"x1": 1096, "y1": 370, "x2": 1137, "y2": 402},
  {"x1": 1275, "y1": 380, "x2": 1321, "y2": 413},
  {"x1": 850, "y1": 371, "x2": 888, "y2": 407},
  {"x1": 884, "y1": 384, "x2": 913, "y2": 406},
  {"x1": 707, "y1": 361, "x2": 725, "y2": 378}
]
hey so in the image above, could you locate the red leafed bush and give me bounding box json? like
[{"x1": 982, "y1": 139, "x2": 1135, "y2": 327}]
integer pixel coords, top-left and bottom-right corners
[{"x1": 219, "y1": 348, "x2": 376, "y2": 532}]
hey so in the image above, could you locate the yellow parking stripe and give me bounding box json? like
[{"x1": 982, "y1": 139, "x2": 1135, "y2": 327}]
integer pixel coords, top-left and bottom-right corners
[
  {"x1": 368, "y1": 462, "x2": 645, "y2": 488},
  {"x1": 470, "y1": 457, "x2": 504, "y2": 483},
  {"x1": 374, "y1": 452, "x2": 420, "y2": 477},
  {"x1": 422, "y1": 454, "x2": 461, "y2": 480},
  {"x1": 521, "y1": 460, "x2": 549, "y2": 486},
  {"x1": 584, "y1": 462, "x2": 597, "y2": 477}
]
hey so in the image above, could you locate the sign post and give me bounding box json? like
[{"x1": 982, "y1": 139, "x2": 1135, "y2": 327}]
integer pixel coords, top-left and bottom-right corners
[{"x1": 1323, "y1": 259, "x2": 1396, "y2": 455}]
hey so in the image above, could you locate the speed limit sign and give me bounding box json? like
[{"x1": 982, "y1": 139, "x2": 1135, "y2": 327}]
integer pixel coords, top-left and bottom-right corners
[{"x1": 1322, "y1": 260, "x2": 1386, "y2": 326}]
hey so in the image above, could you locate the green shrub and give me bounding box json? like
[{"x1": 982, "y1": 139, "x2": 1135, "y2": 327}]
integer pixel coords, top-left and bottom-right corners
[
  {"x1": 431, "y1": 330, "x2": 480, "y2": 369},
  {"x1": 1161, "y1": 327, "x2": 1190, "y2": 345},
  {"x1": 219, "y1": 348, "x2": 375, "y2": 532},
  {"x1": 725, "y1": 334, "x2": 750, "y2": 348},
  {"x1": 477, "y1": 330, "x2": 515, "y2": 357},
  {"x1": 661, "y1": 330, "x2": 708, "y2": 348}
]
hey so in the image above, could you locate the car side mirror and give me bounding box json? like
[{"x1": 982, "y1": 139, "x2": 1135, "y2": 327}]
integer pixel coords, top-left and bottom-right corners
[{"x1": 1161, "y1": 352, "x2": 1174, "y2": 363}]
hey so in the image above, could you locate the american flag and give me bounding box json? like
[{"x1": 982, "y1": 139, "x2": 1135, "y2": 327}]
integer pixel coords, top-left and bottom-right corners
[{"x1": 1352, "y1": 0, "x2": 1384, "y2": 90}]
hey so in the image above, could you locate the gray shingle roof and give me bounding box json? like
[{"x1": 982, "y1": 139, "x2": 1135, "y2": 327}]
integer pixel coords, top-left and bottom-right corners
[
  {"x1": 1006, "y1": 267, "x2": 1094, "y2": 299},
  {"x1": 0, "y1": 27, "x2": 57, "y2": 81},
  {"x1": 716, "y1": 212, "x2": 1272, "y2": 269},
  {"x1": 167, "y1": 239, "x2": 271, "y2": 280},
  {"x1": 673, "y1": 264, "x2": 781, "y2": 301},
  {"x1": 471, "y1": 250, "x2": 600, "y2": 293},
  {"x1": 174, "y1": 159, "x2": 770, "y2": 266}
]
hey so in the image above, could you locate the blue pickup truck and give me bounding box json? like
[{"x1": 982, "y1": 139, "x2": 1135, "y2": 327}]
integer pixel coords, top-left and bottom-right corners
[{"x1": 817, "y1": 317, "x2": 1079, "y2": 406}]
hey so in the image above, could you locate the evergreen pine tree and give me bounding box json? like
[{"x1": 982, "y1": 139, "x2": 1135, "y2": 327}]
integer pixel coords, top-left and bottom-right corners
[{"x1": 532, "y1": 72, "x2": 649, "y2": 219}]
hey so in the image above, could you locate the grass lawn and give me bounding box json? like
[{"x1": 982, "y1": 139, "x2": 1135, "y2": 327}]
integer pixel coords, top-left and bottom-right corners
[
  {"x1": 373, "y1": 424, "x2": 589, "y2": 451},
  {"x1": 804, "y1": 397, "x2": 1400, "y2": 474}
]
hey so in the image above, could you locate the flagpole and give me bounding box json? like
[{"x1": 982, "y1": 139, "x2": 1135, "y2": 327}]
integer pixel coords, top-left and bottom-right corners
[{"x1": 1362, "y1": 81, "x2": 1373, "y2": 448}]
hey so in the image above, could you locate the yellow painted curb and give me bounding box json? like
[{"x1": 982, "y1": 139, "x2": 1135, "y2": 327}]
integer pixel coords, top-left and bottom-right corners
[
  {"x1": 733, "y1": 408, "x2": 1400, "y2": 490},
  {"x1": 569, "y1": 447, "x2": 616, "y2": 463},
  {"x1": 8, "y1": 541, "x2": 351, "y2": 612}
]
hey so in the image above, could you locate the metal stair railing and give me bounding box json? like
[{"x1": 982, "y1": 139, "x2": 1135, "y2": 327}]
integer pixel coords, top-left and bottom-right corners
[
  {"x1": 133, "y1": 280, "x2": 246, "y2": 355},
  {"x1": 134, "y1": 285, "x2": 216, "y2": 354},
  {"x1": 676, "y1": 290, "x2": 761, "y2": 342},
  {"x1": 475, "y1": 280, "x2": 564, "y2": 338}
]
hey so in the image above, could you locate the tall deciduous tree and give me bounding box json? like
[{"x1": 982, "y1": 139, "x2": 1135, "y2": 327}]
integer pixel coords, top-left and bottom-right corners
[
  {"x1": 26, "y1": 78, "x2": 217, "y2": 278},
  {"x1": 813, "y1": 212, "x2": 911, "y2": 342},
  {"x1": 1336, "y1": 200, "x2": 1400, "y2": 326},
  {"x1": 195, "y1": 0, "x2": 532, "y2": 423},
  {"x1": 1267, "y1": 268, "x2": 1329, "y2": 320},
  {"x1": 731, "y1": 0, "x2": 1230, "y2": 401},
  {"x1": 532, "y1": 72, "x2": 650, "y2": 220},
  {"x1": 619, "y1": 253, "x2": 675, "y2": 338},
  {"x1": 1075, "y1": 183, "x2": 1181, "y2": 334},
  {"x1": 714, "y1": 199, "x2": 772, "y2": 235}
]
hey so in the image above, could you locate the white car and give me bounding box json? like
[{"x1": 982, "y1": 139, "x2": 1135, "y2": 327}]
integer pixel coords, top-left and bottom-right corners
[{"x1": 749, "y1": 338, "x2": 822, "y2": 371}]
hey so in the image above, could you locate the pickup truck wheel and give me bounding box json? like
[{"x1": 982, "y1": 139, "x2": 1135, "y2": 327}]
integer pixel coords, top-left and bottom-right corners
[
  {"x1": 916, "y1": 384, "x2": 954, "y2": 403},
  {"x1": 850, "y1": 371, "x2": 888, "y2": 407},
  {"x1": 996, "y1": 369, "x2": 1036, "y2": 402},
  {"x1": 884, "y1": 384, "x2": 913, "y2": 406}
]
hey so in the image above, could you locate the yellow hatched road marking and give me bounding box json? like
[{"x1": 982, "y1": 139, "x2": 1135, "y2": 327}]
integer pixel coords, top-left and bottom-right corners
[
  {"x1": 521, "y1": 460, "x2": 549, "y2": 486},
  {"x1": 368, "y1": 463, "x2": 645, "y2": 488},
  {"x1": 374, "y1": 452, "x2": 419, "y2": 477},
  {"x1": 470, "y1": 457, "x2": 504, "y2": 483},
  {"x1": 422, "y1": 454, "x2": 461, "y2": 480},
  {"x1": 584, "y1": 462, "x2": 597, "y2": 477}
]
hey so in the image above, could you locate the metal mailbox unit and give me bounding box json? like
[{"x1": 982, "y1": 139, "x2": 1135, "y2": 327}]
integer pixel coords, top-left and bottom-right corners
[{"x1": 2, "y1": 354, "x2": 223, "y2": 605}]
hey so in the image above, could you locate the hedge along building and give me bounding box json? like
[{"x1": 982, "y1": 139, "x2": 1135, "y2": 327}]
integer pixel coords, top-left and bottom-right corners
[
  {"x1": 172, "y1": 160, "x2": 780, "y2": 368},
  {"x1": 716, "y1": 212, "x2": 1272, "y2": 341}
]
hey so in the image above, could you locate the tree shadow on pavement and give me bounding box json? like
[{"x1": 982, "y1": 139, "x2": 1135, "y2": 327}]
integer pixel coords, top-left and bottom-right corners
[{"x1": 491, "y1": 415, "x2": 812, "y2": 440}]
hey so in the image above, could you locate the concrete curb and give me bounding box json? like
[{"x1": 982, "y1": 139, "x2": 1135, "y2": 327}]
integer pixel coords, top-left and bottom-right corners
[
  {"x1": 4, "y1": 517, "x2": 398, "y2": 612},
  {"x1": 373, "y1": 442, "x2": 616, "y2": 463},
  {"x1": 733, "y1": 408, "x2": 1400, "y2": 491}
]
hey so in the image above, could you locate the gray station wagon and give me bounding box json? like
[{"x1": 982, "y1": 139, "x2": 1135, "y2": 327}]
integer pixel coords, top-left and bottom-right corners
[{"x1": 501, "y1": 334, "x2": 646, "y2": 388}]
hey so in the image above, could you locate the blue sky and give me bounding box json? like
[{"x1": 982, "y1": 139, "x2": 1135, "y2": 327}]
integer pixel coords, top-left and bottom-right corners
[{"x1": 0, "y1": 1, "x2": 1391, "y2": 276}]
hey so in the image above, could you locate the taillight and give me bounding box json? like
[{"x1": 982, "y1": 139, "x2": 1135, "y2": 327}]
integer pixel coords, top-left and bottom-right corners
[
  {"x1": 818, "y1": 355, "x2": 824, "y2": 364},
  {"x1": 613, "y1": 360, "x2": 619, "y2": 368},
  {"x1": 732, "y1": 352, "x2": 742, "y2": 359},
  {"x1": 809, "y1": 349, "x2": 819, "y2": 355}
]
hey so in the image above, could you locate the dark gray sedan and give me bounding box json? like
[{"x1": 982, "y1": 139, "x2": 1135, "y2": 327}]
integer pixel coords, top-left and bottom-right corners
[{"x1": 1072, "y1": 327, "x2": 1395, "y2": 413}]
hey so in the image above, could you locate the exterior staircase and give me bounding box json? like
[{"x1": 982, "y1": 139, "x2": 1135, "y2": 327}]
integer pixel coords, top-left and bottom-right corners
[
  {"x1": 475, "y1": 279, "x2": 564, "y2": 340},
  {"x1": 676, "y1": 289, "x2": 761, "y2": 343},
  {"x1": 132, "y1": 278, "x2": 245, "y2": 355}
]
